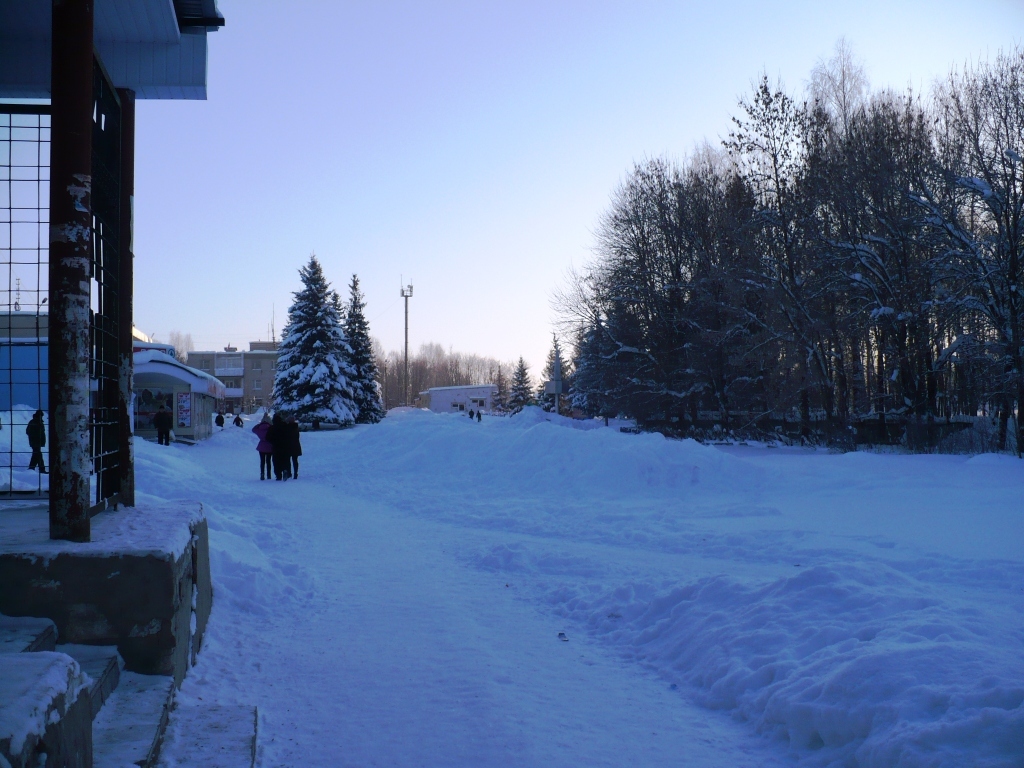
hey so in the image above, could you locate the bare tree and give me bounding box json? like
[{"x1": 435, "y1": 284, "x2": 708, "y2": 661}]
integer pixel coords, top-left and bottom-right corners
[
  {"x1": 809, "y1": 37, "x2": 869, "y2": 131},
  {"x1": 167, "y1": 331, "x2": 194, "y2": 364}
]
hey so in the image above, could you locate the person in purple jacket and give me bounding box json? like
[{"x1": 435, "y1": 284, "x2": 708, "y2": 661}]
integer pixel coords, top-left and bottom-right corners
[{"x1": 251, "y1": 413, "x2": 273, "y2": 480}]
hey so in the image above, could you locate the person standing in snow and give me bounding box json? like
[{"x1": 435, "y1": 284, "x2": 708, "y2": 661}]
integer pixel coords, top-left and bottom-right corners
[
  {"x1": 154, "y1": 405, "x2": 172, "y2": 446},
  {"x1": 26, "y1": 410, "x2": 46, "y2": 474},
  {"x1": 285, "y1": 415, "x2": 302, "y2": 479},
  {"x1": 233, "y1": 413, "x2": 244, "y2": 427},
  {"x1": 267, "y1": 413, "x2": 291, "y2": 481},
  {"x1": 476, "y1": 410, "x2": 482, "y2": 422},
  {"x1": 252, "y1": 415, "x2": 273, "y2": 480},
  {"x1": 468, "y1": 409, "x2": 475, "y2": 420},
  {"x1": 215, "y1": 411, "x2": 225, "y2": 429}
]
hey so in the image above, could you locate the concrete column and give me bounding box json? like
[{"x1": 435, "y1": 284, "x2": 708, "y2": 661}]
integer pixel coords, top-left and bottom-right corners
[
  {"x1": 48, "y1": 0, "x2": 94, "y2": 541},
  {"x1": 117, "y1": 88, "x2": 135, "y2": 506}
]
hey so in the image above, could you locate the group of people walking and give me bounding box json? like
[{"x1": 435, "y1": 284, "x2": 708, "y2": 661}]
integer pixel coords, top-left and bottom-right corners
[{"x1": 251, "y1": 412, "x2": 302, "y2": 481}]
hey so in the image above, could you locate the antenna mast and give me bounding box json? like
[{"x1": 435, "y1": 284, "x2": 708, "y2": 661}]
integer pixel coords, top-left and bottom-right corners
[{"x1": 400, "y1": 282, "x2": 413, "y2": 406}]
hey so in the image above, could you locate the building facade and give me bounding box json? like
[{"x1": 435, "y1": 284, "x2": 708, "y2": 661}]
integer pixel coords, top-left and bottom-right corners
[
  {"x1": 134, "y1": 350, "x2": 225, "y2": 442},
  {"x1": 417, "y1": 384, "x2": 497, "y2": 414},
  {"x1": 188, "y1": 342, "x2": 279, "y2": 413}
]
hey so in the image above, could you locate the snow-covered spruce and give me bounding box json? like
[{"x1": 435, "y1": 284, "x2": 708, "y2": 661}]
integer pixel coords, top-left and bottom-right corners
[
  {"x1": 507, "y1": 356, "x2": 534, "y2": 414},
  {"x1": 343, "y1": 275, "x2": 385, "y2": 424},
  {"x1": 274, "y1": 255, "x2": 357, "y2": 426},
  {"x1": 536, "y1": 335, "x2": 572, "y2": 413}
]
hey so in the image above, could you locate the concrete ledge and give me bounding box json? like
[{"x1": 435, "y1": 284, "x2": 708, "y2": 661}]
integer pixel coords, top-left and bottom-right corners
[
  {"x1": 0, "y1": 652, "x2": 91, "y2": 768},
  {"x1": 0, "y1": 503, "x2": 212, "y2": 686},
  {"x1": 0, "y1": 615, "x2": 57, "y2": 653}
]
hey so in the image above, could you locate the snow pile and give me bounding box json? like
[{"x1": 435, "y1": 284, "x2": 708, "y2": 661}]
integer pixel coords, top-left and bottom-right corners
[
  {"x1": 550, "y1": 563, "x2": 1024, "y2": 767},
  {"x1": 353, "y1": 407, "x2": 760, "y2": 501}
]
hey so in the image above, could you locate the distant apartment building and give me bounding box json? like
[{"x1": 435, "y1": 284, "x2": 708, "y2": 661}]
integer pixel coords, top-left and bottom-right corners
[{"x1": 188, "y1": 341, "x2": 279, "y2": 413}]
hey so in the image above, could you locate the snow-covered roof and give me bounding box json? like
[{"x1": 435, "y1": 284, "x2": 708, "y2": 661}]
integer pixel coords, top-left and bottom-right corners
[
  {"x1": 134, "y1": 350, "x2": 225, "y2": 398},
  {"x1": 426, "y1": 384, "x2": 497, "y2": 393}
]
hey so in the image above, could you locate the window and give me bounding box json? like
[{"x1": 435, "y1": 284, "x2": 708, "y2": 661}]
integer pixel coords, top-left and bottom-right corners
[
  {"x1": 251, "y1": 360, "x2": 262, "y2": 370},
  {"x1": 254, "y1": 379, "x2": 262, "y2": 391}
]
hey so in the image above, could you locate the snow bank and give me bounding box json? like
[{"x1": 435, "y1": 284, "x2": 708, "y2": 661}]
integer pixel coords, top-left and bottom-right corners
[
  {"x1": 547, "y1": 563, "x2": 1024, "y2": 767},
  {"x1": 353, "y1": 407, "x2": 760, "y2": 501}
]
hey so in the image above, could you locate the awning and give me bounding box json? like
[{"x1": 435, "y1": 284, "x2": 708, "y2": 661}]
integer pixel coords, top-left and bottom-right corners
[{"x1": 0, "y1": 0, "x2": 224, "y2": 100}]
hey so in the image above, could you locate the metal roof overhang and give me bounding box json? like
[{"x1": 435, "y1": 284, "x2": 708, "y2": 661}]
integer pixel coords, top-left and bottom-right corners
[{"x1": 0, "y1": 0, "x2": 224, "y2": 100}]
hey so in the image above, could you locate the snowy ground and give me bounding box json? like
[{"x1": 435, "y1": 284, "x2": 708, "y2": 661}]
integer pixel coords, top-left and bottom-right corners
[{"x1": 137, "y1": 408, "x2": 1024, "y2": 768}]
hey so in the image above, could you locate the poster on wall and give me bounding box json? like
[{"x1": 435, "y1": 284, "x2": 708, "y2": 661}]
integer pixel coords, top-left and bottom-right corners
[{"x1": 176, "y1": 392, "x2": 192, "y2": 428}]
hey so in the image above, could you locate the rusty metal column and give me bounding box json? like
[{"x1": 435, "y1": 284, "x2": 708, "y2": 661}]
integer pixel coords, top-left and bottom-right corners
[
  {"x1": 116, "y1": 88, "x2": 135, "y2": 506},
  {"x1": 48, "y1": 0, "x2": 94, "y2": 541}
]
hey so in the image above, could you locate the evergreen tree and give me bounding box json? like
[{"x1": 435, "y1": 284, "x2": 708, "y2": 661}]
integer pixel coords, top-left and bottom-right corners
[
  {"x1": 343, "y1": 274, "x2": 385, "y2": 423},
  {"x1": 536, "y1": 335, "x2": 572, "y2": 413},
  {"x1": 274, "y1": 255, "x2": 357, "y2": 426},
  {"x1": 507, "y1": 357, "x2": 534, "y2": 414},
  {"x1": 490, "y1": 363, "x2": 510, "y2": 414}
]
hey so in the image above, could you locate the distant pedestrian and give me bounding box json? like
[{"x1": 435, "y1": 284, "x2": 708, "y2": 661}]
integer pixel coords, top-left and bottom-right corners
[
  {"x1": 476, "y1": 410, "x2": 482, "y2": 422},
  {"x1": 233, "y1": 413, "x2": 244, "y2": 427},
  {"x1": 215, "y1": 412, "x2": 225, "y2": 429},
  {"x1": 251, "y1": 415, "x2": 272, "y2": 480},
  {"x1": 26, "y1": 410, "x2": 46, "y2": 474},
  {"x1": 267, "y1": 413, "x2": 290, "y2": 481},
  {"x1": 468, "y1": 409, "x2": 475, "y2": 420},
  {"x1": 286, "y1": 416, "x2": 302, "y2": 479},
  {"x1": 154, "y1": 405, "x2": 172, "y2": 446}
]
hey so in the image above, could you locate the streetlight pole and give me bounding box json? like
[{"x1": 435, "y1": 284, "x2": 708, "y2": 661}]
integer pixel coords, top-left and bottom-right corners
[{"x1": 400, "y1": 284, "x2": 413, "y2": 406}]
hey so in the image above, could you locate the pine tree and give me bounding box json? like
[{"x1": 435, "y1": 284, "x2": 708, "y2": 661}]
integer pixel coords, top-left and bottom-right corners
[
  {"x1": 343, "y1": 274, "x2": 385, "y2": 424},
  {"x1": 536, "y1": 335, "x2": 572, "y2": 413},
  {"x1": 490, "y1": 363, "x2": 510, "y2": 414},
  {"x1": 507, "y1": 357, "x2": 534, "y2": 414},
  {"x1": 274, "y1": 255, "x2": 357, "y2": 426}
]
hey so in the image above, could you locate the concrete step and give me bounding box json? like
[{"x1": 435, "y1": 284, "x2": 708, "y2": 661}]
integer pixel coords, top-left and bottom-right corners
[
  {"x1": 59, "y1": 644, "x2": 122, "y2": 720},
  {"x1": 0, "y1": 614, "x2": 57, "y2": 653},
  {"x1": 156, "y1": 703, "x2": 258, "y2": 768},
  {"x1": 0, "y1": 652, "x2": 91, "y2": 768},
  {"x1": 91, "y1": 672, "x2": 175, "y2": 768}
]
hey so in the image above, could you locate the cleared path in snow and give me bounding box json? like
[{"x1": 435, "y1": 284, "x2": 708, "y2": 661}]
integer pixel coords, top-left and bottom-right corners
[{"x1": 148, "y1": 424, "x2": 795, "y2": 767}]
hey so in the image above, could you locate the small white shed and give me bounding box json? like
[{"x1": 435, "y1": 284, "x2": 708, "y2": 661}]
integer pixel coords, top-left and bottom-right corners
[{"x1": 419, "y1": 384, "x2": 497, "y2": 414}]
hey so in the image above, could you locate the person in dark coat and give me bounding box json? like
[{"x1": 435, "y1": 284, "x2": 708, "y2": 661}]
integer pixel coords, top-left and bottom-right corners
[
  {"x1": 251, "y1": 415, "x2": 273, "y2": 480},
  {"x1": 153, "y1": 405, "x2": 172, "y2": 446},
  {"x1": 26, "y1": 410, "x2": 46, "y2": 474},
  {"x1": 233, "y1": 413, "x2": 244, "y2": 427},
  {"x1": 285, "y1": 416, "x2": 302, "y2": 479},
  {"x1": 476, "y1": 410, "x2": 482, "y2": 422},
  {"x1": 266, "y1": 413, "x2": 290, "y2": 481},
  {"x1": 215, "y1": 412, "x2": 225, "y2": 429}
]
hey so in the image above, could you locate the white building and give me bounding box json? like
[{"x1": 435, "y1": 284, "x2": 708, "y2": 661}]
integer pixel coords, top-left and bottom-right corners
[
  {"x1": 418, "y1": 384, "x2": 497, "y2": 414},
  {"x1": 134, "y1": 351, "x2": 226, "y2": 442}
]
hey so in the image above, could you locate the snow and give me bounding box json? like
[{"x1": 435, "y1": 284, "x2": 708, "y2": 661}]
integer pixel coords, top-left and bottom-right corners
[
  {"x1": 92, "y1": 671, "x2": 174, "y2": 768},
  {"x1": 0, "y1": 501, "x2": 203, "y2": 562},
  {"x1": 0, "y1": 652, "x2": 85, "y2": 757},
  {"x1": 134, "y1": 407, "x2": 1023, "y2": 767}
]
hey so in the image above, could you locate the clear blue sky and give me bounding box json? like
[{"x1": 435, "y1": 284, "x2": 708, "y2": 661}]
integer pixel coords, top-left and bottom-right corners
[{"x1": 132, "y1": 0, "x2": 1023, "y2": 372}]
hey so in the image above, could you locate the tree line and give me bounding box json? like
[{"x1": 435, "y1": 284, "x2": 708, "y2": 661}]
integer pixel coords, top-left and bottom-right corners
[
  {"x1": 560, "y1": 43, "x2": 1024, "y2": 454},
  {"x1": 372, "y1": 342, "x2": 558, "y2": 415}
]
